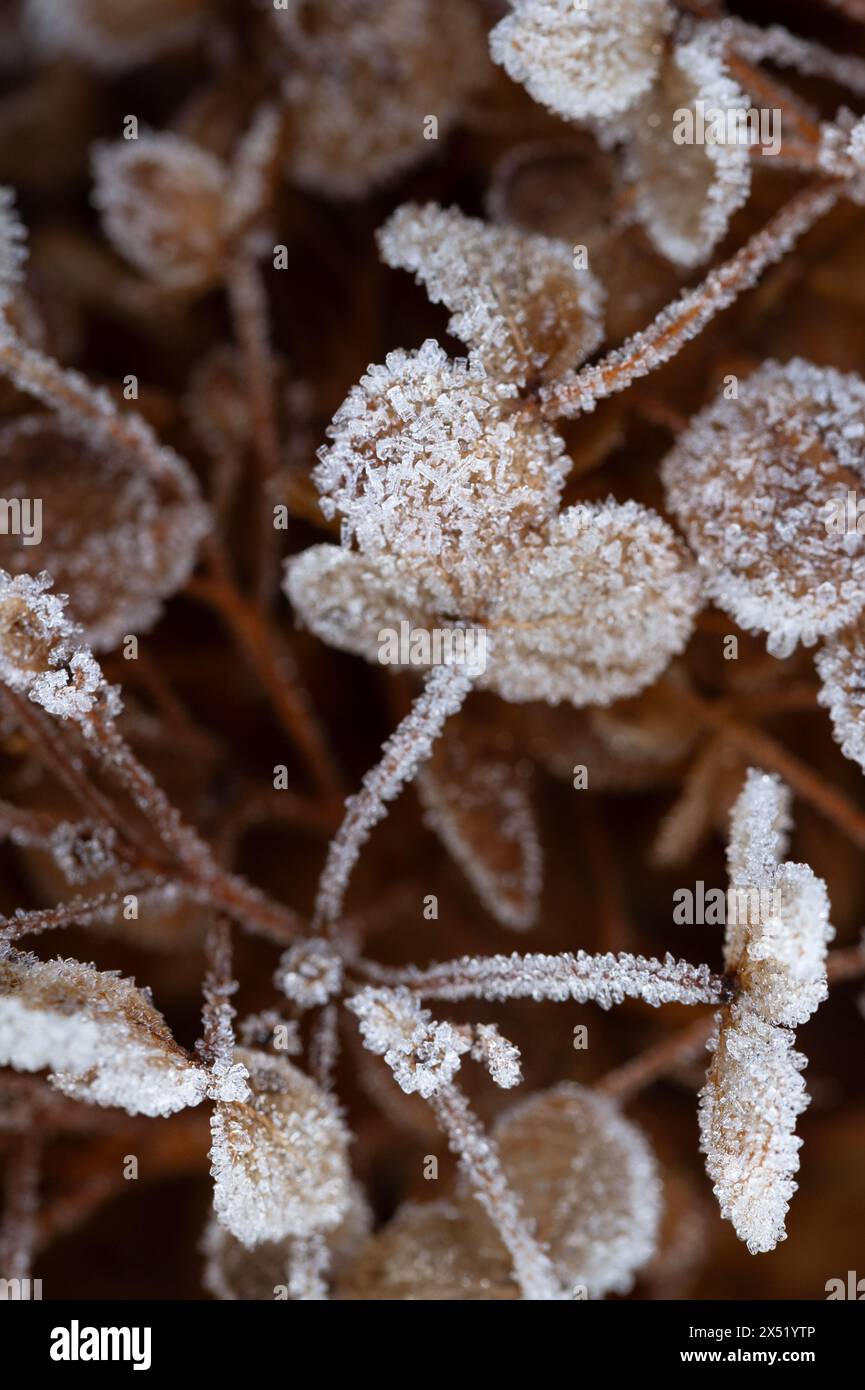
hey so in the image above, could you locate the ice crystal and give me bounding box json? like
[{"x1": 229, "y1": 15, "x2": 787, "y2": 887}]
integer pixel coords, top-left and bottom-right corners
[
  {"x1": 0, "y1": 417, "x2": 208, "y2": 649},
  {"x1": 0, "y1": 947, "x2": 209, "y2": 1116},
  {"x1": 662, "y1": 359, "x2": 865, "y2": 657},
  {"x1": 482, "y1": 500, "x2": 701, "y2": 705},
  {"x1": 622, "y1": 27, "x2": 753, "y2": 268},
  {"x1": 273, "y1": 939, "x2": 343, "y2": 1010},
  {"x1": 468, "y1": 1084, "x2": 662, "y2": 1298},
  {"x1": 0, "y1": 569, "x2": 110, "y2": 722},
  {"x1": 347, "y1": 986, "x2": 471, "y2": 1100},
  {"x1": 816, "y1": 620, "x2": 865, "y2": 773},
  {"x1": 312, "y1": 338, "x2": 569, "y2": 610},
  {"x1": 724, "y1": 769, "x2": 832, "y2": 1029},
  {"x1": 25, "y1": 0, "x2": 205, "y2": 71},
  {"x1": 377, "y1": 203, "x2": 604, "y2": 387},
  {"x1": 699, "y1": 1001, "x2": 808, "y2": 1255},
  {"x1": 470, "y1": 1024, "x2": 522, "y2": 1090},
  {"x1": 417, "y1": 713, "x2": 541, "y2": 931},
  {"x1": 92, "y1": 133, "x2": 229, "y2": 291},
  {"x1": 277, "y1": 0, "x2": 488, "y2": 199},
  {"x1": 210, "y1": 1048, "x2": 352, "y2": 1248},
  {"x1": 489, "y1": 0, "x2": 673, "y2": 123}
]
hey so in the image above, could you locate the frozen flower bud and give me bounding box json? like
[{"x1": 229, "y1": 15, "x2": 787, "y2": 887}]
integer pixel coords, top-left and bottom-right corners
[
  {"x1": 622, "y1": 27, "x2": 753, "y2": 268},
  {"x1": 202, "y1": 1183, "x2": 371, "y2": 1300},
  {"x1": 699, "y1": 1000, "x2": 808, "y2": 1254},
  {"x1": 489, "y1": 0, "x2": 673, "y2": 123},
  {"x1": 276, "y1": 0, "x2": 488, "y2": 199},
  {"x1": 336, "y1": 1200, "x2": 518, "y2": 1301},
  {"x1": 274, "y1": 938, "x2": 343, "y2": 1010},
  {"x1": 662, "y1": 359, "x2": 865, "y2": 658},
  {"x1": 313, "y1": 338, "x2": 568, "y2": 608},
  {"x1": 0, "y1": 417, "x2": 208, "y2": 649},
  {"x1": 0, "y1": 570, "x2": 108, "y2": 722},
  {"x1": 92, "y1": 133, "x2": 229, "y2": 291},
  {"x1": 724, "y1": 769, "x2": 833, "y2": 1029},
  {"x1": 210, "y1": 1048, "x2": 352, "y2": 1248},
  {"x1": 377, "y1": 203, "x2": 604, "y2": 387},
  {"x1": 471, "y1": 1023, "x2": 522, "y2": 1089},
  {"x1": 347, "y1": 986, "x2": 471, "y2": 1099},
  {"x1": 25, "y1": 0, "x2": 206, "y2": 72},
  {"x1": 482, "y1": 500, "x2": 702, "y2": 705},
  {"x1": 463, "y1": 1084, "x2": 662, "y2": 1297},
  {"x1": 0, "y1": 947, "x2": 209, "y2": 1116}
]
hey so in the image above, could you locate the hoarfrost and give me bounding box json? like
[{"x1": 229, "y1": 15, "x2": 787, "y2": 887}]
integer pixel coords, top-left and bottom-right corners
[
  {"x1": 489, "y1": 0, "x2": 673, "y2": 123},
  {"x1": 347, "y1": 986, "x2": 471, "y2": 1100},
  {"x1": 377, "y1": 203, "x2": 604, "y2": 387},
  {"x1": 0, "y1": 948, "x2": 209, "y2": 1116},
  {"x1": 273, "y1": 938, "x2": 344, "y2": 1010},
  {"x1": 210, "y1": 1048, "x2": 351, "y2": 1248},
  {"x1": 0, "y1": 186, "x2": 27, "y2": 308},
  {"x1": 662, "y1": 359, "x2": 865, "y2": 657},
  {"x1": 815, "y1": 621, "x2": 865, "y2": 772}
]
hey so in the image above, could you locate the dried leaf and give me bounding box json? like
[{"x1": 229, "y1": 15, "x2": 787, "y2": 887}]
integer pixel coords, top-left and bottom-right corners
[
  {"x1": 25, "y1": 0, "x2": 206, "y2": 70},
  {"x1": 0, "y1": 946, "x2": 209, "y2": 1116}
]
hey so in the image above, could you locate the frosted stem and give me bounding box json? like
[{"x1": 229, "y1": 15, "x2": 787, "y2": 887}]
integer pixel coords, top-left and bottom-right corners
[
  {"x1": 0, "y1": 321, "x2": 201, "y2": 500},
  {"x1": 542, "y1": 181, "x2": 840, "y2": 419},
  {"x1": 314, "y1": 664, "x2": 475, "y2": 927},
  {"x1": 0, "y1": 884, "x2": 156, "y2": 944},
  {"x1": 429, "y1": 1082, "x2": 565, "y2": 1301},
  {"x1": 309, "y1": 1003, "x2": 340, "y2": 1092},
  {"x1": 356, "y1": 950, "x2": 727, "y2": 1007},
  {"x1": 728, "y1": 19, "x2": 865, "y2": 97},
  {"x1": 198, "y1": 918, "x2": 238, "y2": 1075},
  {"x1": 0, "y1": 1133, "x2": 41, "y2": 1283}
]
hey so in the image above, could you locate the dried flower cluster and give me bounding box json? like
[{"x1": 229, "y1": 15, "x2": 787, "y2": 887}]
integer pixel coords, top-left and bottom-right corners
[{"x1": 0, "y1": 0, "x2": 864, "y2": 1305}]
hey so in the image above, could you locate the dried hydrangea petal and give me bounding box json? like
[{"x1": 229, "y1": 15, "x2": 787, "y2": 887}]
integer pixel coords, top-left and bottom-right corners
[
  {"x1": 0, "y1": 946, "x2": 209, "y2": 1116},
  {"x1": 277, "y1": 0, "x2": 488, "y2": 199},
  {"x1": 284, "y1": 543, "x2": 431, "y2": 666},
  {"x1": 662, "y1": 359, "x2": 865, "y2": 657},
  {"x1": 622, "y1": 27, "x2": 753, "y2": 268},
  {"x1": 336, "y1": 1200, "x2": 518, "y2": 1301},
  {"x1": 699, "y1": 1000, "x2": 808, "y2": 1254},
  {"x1": 0, "y1": 417, "x2": 208, "y2": 649},
  {"x1": 25, "y1": 0, "x2": 206, "y2": 70},
  {"x1": 489, "y1": 0, "x2": 673, "y2": 123},
  {"x1": 210, "y1": 1048, "x2": 352, "y2": 1248},
  {"x1": 202, "y1": 1183, "x2": 371, "y2": 1301},
  {"x1": 482, "y1": 500, "x2": 702, "y2": 705},
  {"x1": 815, "y1": 620, "x2": 865, "y2": 772},
  {"x1": 418, "y1": 716, "x2": 542, "y2": 931},
  {"x1": 0, "y1": 568, "x2": 108, "y2": 721},
  {"x1": 313, "y1": 339, "x2": 568, "y2": 609},
  {"x1": 464, "y1": 1083, "x2": 662, "y2": 1298},
  {"x1": 92, "y1": 133, "x2": 229, "y2": 290},
  {"x1": 377, "y1": 203, "x2": 604, "y2": 387}
]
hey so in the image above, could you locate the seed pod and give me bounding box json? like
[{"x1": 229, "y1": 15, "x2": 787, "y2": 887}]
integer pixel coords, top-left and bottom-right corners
[
  {"x1": 335, "y1": 1200, "x2": 518, "y2": 1301},
  {"x1": 210, "y1": 1048, "x2": 352, "y2": 1248},
  {"x1": 0, "y1": 947, "x2": 209, "y2": 1116},
  {"x1": 92, "y1": 133, "x2": 229, "y2": 291},
  {"x1": 662, "y1": 359, "x2": 865, "y2": 657},
  {"x1": 463, "y1": 1083, "x2": 662, "y2": 1298},
  {"x1": 489, "y1": 0, "x2": 673, "y2": 123},
  {"x1": 377, "y1": 203, "x2": 604, "y2": 387},
  {"x1": 0, "y1": 416, "x2": 209, "y2": 649}
]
